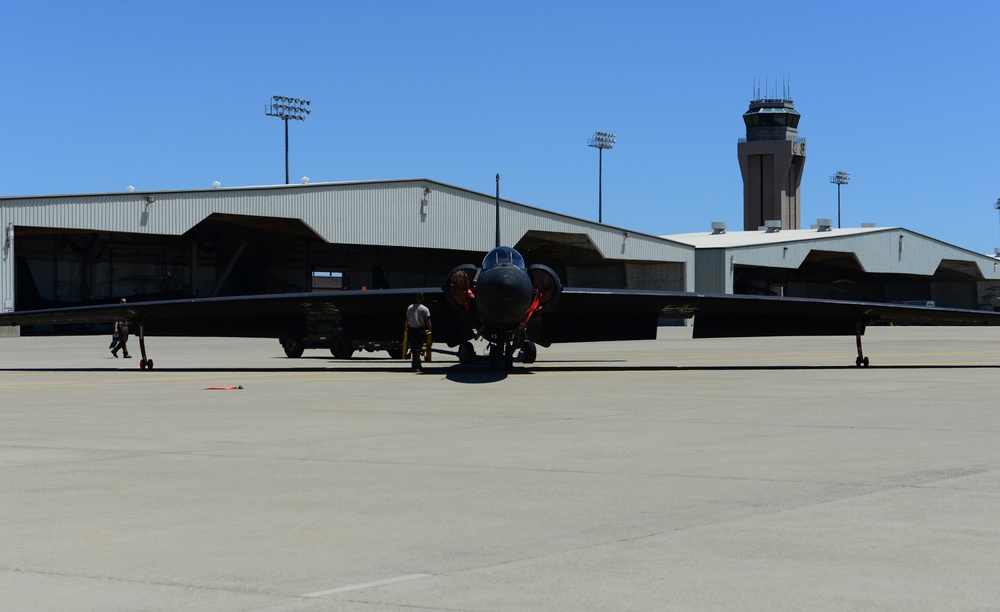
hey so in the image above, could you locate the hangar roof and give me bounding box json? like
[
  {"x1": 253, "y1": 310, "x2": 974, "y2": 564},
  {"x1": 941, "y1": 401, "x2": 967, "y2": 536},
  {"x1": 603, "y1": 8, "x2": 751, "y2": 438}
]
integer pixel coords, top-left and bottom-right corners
[
  {"x1": 664, "y1": 226, "x2": 1000, "y2": 288},
  {"x1": 664, "y1": 227, "x2": 890, "y2": 249},
  {"x1": 0, "y1": 177, "x2": 696, "y2": 274},
  {"x1": 0, "y1": 178, "x2": 690, "y2": 251}
]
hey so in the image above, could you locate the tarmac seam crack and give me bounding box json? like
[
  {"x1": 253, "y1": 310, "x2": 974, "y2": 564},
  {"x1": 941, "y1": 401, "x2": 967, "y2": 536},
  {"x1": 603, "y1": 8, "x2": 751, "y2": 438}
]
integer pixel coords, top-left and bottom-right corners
[
  {"x1": 433, "y1": 463, "x2": 1000, "y2": 580},
  {"x1": 0, "y1": 566, "x2": 279, "y2": 599}
]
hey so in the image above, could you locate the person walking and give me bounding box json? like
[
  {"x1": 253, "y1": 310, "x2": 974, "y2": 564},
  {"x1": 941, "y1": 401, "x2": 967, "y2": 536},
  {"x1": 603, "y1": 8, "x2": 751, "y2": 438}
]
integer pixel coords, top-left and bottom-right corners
[
  {"x1": 404, "y1": 293, "x2": 432, "y2": 372},
  {"x1": 110, "y1": 298, "x2": 132, "y2": 358}
]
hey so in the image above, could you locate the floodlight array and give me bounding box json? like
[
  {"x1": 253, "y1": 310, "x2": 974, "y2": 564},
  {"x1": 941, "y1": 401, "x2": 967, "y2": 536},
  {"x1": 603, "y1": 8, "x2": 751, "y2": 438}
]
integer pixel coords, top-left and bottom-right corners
[
  {"x1": 266, "y1": 95, "x2": 312, "y2": 121},
  {"x1": 588, "y1": 131, "x2": 616, "y2": 150},
  {"x1": 829, "y1": 170, "x2": 851, "y2": 185}
]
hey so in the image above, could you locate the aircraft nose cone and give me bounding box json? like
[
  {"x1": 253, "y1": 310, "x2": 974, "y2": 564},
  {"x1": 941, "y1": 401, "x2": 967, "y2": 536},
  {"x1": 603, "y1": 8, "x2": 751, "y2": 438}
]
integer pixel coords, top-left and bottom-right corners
[
  {"x1": 490, "y1": 271, "x2": 520, "y2": 299},
  {"x1": 477, "y1": 267, "x2": 533, "y2": 324}
]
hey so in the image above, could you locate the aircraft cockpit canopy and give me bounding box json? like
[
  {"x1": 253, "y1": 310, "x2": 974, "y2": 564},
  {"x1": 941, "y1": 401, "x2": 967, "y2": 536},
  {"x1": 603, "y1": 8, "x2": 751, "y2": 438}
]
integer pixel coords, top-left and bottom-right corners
[{"x1": 482, "y1": 246, "x2": 526, "y2": 271}]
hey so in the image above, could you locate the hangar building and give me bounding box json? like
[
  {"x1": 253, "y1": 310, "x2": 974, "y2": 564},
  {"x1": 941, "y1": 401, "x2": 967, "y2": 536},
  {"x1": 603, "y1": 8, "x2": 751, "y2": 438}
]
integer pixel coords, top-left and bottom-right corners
[
  {"x1": 0, "y1": 179, "x2": 692, "y2": 337},
  {"x1": 666, "y1": 223, "x2": 1000, "y2": 310},
  {"x1": 3, "y1": 176, "x2": 999, "y2": 345},
  {"x1": 713, "y1": 92, "x2": 1000, "y2": 312}
]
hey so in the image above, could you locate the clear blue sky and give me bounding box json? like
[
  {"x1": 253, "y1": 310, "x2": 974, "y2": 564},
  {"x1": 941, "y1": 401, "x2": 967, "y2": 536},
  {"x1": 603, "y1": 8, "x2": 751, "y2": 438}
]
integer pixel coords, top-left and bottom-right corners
[{"x1": 3, "y1": 1, "x2": 999, "y2": 252}]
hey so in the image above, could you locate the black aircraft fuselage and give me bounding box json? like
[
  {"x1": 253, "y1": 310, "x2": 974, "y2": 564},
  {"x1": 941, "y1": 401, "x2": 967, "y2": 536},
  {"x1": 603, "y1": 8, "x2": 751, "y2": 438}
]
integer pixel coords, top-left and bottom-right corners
[{"x1": 443, "y1": 246, "x2": 561, "y2": 370}]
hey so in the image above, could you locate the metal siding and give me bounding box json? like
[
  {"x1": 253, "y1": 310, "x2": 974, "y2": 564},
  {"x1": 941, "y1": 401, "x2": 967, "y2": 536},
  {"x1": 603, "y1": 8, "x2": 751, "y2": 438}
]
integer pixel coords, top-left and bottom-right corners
[
  {"x1": 695, "y1": 250, "x2": 728, "y2": 293},
  {"x1": 1, "y1": 181, "x2": 693, "y2": 259},
  {"x1": 726, "y1": 230, "x2": 1000, "y2": 279},
  {"x1": 0, "y1": 180, "x2": 698, "y2": 309}
]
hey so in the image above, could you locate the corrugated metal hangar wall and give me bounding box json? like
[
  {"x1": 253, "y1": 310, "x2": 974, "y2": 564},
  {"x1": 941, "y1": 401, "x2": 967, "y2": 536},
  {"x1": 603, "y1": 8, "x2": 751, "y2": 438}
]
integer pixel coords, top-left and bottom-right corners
[
  {"x1": 0, "y1": 180, "x2": 694, "y2": 318},
  {"x1": 670, "y1": 227, "x2": 1000, "y2": 311}
]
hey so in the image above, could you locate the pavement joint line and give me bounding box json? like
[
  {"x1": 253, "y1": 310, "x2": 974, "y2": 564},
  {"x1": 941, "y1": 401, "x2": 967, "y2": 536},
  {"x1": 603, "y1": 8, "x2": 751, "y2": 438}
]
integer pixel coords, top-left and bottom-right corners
[{"x1": 300, "y1": 573, "x2": 432, "y2": 598}]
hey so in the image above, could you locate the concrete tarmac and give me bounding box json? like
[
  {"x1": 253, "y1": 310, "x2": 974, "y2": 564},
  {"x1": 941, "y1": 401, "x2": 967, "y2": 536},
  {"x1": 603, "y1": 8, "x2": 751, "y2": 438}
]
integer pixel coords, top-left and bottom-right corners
[{"x1": 2, "y1": 326, "x2": 1000, "y2": 610}]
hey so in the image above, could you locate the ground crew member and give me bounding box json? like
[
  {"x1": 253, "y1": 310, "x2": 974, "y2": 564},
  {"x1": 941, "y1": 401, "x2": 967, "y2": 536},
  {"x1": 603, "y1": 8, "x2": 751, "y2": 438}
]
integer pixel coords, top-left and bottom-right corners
[
  {"x1": 404, "y1": 293, "x2": 432, "y2": 372},
  {"x1": 110, "y1": 298, "x2": 131, "y2": 358}
]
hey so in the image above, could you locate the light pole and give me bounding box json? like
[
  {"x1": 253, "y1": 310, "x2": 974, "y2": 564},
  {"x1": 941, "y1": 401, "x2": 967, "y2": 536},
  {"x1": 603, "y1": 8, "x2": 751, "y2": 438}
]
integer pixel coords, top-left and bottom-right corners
[
  {"x1": 588, "y1": 131, "x2": 616, "y2": 223},
  {"x1": 265, "y1": 96, "x2": 311, "y2": 184},
  {"x1": 994, "y1": 197, "x2": 1000, "y2": 247},
  {"x1": 829, "y1": 170, "x2": 850, "y2": 228}
]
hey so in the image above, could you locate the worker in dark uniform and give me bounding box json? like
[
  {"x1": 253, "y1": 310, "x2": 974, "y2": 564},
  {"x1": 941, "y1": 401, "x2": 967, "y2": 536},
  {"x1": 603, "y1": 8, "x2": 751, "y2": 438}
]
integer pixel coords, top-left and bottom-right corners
[
  {"x1": 110, "y1": 297, "x2": 132, "y2": 358},
  {"x1": 404, "y1": 292, "x2": 432, "y2": 372}
]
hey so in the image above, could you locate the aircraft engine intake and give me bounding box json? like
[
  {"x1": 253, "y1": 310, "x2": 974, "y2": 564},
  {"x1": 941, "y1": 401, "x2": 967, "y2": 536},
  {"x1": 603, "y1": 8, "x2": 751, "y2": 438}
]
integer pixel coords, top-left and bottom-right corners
[
  {"x1": 527, "y1": 264, "x2": 562, "y2": 309},
  {"x1": 443, "y1": 264, "x2": 477, "y2": 313}
]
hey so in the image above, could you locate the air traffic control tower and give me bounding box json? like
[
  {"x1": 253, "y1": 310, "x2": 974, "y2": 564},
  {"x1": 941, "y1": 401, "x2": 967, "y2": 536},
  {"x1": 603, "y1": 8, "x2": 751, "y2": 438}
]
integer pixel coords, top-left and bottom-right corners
[{"x1": 737, "y1": 96, "x2": 807, "y2": 231}]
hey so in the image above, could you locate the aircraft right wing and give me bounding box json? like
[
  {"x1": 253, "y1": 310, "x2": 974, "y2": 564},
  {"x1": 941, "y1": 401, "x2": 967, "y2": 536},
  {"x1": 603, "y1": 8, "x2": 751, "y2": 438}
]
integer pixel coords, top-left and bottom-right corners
[
  {"x1": 0, "y1": 288, "x2": 472, "y2": 347},
  {"x1": 529, "y1": 288, "x2": 1000, "y2": 345}
]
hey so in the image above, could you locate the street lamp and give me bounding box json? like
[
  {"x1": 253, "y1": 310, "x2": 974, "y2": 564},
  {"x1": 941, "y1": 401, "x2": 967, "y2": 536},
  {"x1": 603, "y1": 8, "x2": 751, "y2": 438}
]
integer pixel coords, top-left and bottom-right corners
[
  {"x1": 588, "y1": 131, "x2": 616, "y2": 223},
  {"x1": 829, "y1": 170, "x2": 850, "y2": 228},
  {"x1": 265, "y1": 95, "x2": 311, "y2": 184},
  {"x1": 993, "y1": 197, "x2": 1000, "y2": 248}
]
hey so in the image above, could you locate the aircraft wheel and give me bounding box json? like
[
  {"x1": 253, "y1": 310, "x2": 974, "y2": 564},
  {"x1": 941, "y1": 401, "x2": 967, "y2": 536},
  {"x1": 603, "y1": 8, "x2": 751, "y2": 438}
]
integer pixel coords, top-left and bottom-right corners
[
  {"x1": 458, "y1": 342, "x2": 476, "y2": 365},
  {"x1": 855, "y1": 356, "x2": 870, "y2": 367},
  {"x1": 489, "y1": 344, "x2": 500, "y2": 370},
  {"x1": 518, "y1": 341, "x2": 537, "y2": 364},
  {"x1": 281, "y1": 337, "x2": 304, "y2": 358},
  {"x1": 863, "y1": 357, "x2": 869, "y2": 367},
  {"x1": 140, "y1": 359, "x2": 147, "y2": 370},
  {"x1": 388, "y1": 347, "x2": 404, "y2": 360},
  {"x1": 504, "y1": 343, "x2": 515, "y2": 371},
  {"x1": 146, "y1": 359, "x2": 154, "y2": 370}
]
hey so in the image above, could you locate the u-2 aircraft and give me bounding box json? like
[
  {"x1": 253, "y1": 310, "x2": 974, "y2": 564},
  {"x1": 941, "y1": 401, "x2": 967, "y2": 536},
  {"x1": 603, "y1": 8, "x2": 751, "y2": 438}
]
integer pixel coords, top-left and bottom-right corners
[{"x1": 4, "y1": 177, "x2": 1000, "y2": 370}]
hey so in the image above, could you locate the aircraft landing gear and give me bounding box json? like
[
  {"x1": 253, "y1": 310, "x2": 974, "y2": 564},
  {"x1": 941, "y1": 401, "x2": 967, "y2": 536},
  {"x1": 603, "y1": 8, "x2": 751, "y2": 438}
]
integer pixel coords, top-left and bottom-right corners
[
  {"x1": 138, "y1": 321, "x2": 153, "y2": 370},
  {"x1": 488, "y1": 341, "x2": 516, "y2": 371},
  {"x1": 489, "y1": 343, "x2": 501, "y2": 370},
  {"x1": 855, "y1": 323, "x2": 869, "y2": 367},
  {"x1": 518, "y1": 340, "x2": 537, "y2": 364},
  {"x1": 458, "y1": 341, "x2": 476, "y2": 365}
]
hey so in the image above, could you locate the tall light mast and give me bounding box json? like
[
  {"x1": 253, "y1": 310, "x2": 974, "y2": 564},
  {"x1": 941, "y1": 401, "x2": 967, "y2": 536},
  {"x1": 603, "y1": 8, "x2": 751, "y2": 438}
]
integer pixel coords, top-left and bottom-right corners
[
  {"x1": 588, "y1": 131, "x2": 616, "y2": 223},
  {"x1": 265, "y1": 96, "x2": 311, "y2": 184},
  {"x1": 829, "y1": 170, "x2": 851, "y2": 229}
]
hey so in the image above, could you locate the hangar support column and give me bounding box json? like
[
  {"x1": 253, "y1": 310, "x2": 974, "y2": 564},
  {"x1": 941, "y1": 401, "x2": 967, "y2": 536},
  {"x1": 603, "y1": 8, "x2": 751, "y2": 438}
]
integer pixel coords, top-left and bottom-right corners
[{"x1": 0, "y1": 220, "x2": 17, "y2": 336}]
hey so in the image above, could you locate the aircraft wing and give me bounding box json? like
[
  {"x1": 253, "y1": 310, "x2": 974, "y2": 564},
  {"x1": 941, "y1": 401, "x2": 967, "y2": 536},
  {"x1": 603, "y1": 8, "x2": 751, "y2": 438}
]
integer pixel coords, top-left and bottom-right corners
[
  {"x1": 0, "y1": 288, "x2": 469, "y2": 344},
  {"x1": 530, "y1": 288, "x2": 1000, "y2": 345},
  {"x1": 2, "y1": 286, "x2": 999, "y2": 348}
]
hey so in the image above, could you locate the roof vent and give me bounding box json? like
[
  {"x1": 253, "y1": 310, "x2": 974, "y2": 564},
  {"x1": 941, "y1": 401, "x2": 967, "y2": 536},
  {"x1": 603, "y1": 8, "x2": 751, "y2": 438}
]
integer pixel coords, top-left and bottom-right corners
[
  {"x1": 816, "y1": 218, "x2": 833, "y2": 231},
  {"x1": 861, "y1": 222, "x2": 877, "y2": 228},
  {"x1": 711, "y1": 221, "x2": 727, "y2": 235},
  {"x1": 764, "y1": 219, "x2": 781, "y2": 233}
]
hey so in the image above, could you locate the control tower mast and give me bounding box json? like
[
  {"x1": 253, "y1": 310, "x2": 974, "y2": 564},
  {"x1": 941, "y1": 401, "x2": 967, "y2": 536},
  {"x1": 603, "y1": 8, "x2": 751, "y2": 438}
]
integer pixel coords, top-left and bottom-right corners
[{"x1": 737, "y1": 85, "x2": 806, "y2": 231}]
